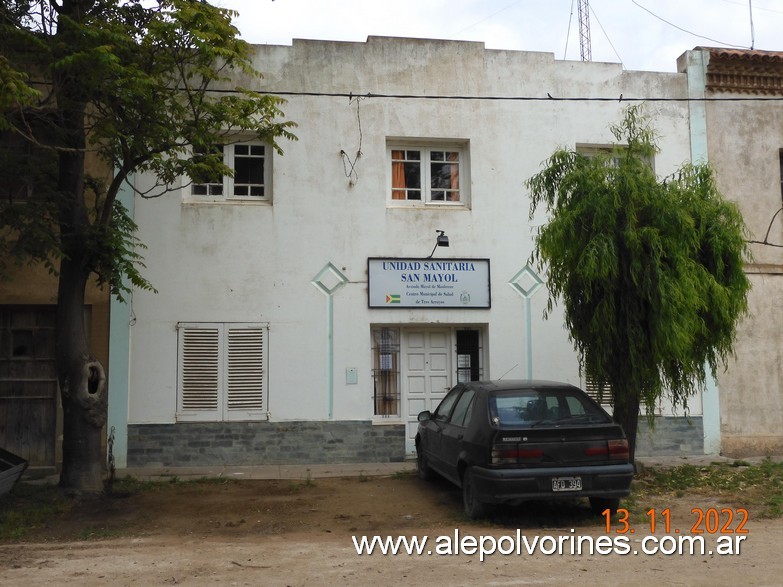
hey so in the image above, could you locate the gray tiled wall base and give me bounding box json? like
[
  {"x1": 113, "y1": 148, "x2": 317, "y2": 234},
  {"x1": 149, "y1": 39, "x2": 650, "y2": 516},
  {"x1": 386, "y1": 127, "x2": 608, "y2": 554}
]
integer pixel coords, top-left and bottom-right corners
[
  {"x1": 127, "y1": 421, "x2": 406, "y2": 467},
  {"x1": 635, "y1": 416, "x2": 704, "y2": 457}
]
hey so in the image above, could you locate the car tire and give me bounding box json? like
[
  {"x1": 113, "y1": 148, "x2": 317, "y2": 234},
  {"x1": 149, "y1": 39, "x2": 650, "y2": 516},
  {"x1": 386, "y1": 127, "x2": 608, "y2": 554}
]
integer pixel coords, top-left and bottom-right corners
[
  {"x1": 416, "y1": 446, "x2": 435, "y2": 481},
  {"x1": 462, "y1": 468, "x2": 488, "y2": 520},
  {"x1": 589, "y1": 497, "x2": 620, "y2": 516}
]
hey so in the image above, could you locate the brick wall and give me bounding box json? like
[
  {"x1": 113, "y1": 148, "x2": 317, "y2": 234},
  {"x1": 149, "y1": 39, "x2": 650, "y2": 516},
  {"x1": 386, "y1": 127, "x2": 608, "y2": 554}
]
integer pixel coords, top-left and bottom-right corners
[
  {"x1": 126, "y1": 416, "x2": 704, "y2": 468},
  {"x1": 635, "y1": 416, "x2": 704, "y2": 456},
  {"x1": 127, "y1": 421, "x2": 406, "y2": 467}
]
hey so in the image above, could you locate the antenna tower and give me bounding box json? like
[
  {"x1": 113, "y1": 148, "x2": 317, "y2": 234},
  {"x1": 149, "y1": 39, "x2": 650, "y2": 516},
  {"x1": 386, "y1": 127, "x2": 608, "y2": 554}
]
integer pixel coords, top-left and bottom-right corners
[{"x1": 578, "y1": 0, "x2": 592, "y2": 61}]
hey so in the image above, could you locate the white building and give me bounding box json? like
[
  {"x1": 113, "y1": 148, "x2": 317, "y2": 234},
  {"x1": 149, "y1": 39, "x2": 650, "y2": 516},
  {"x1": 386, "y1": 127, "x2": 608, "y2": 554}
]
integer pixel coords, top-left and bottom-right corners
[{"x1": 109, "y1": 37, "x2": 703, "y2": 469}]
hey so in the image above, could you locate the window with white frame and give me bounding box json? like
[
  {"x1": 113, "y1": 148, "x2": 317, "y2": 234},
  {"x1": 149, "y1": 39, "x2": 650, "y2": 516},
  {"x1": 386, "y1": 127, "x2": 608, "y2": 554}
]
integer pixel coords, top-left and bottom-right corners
[
  {"x1": 177, "y1": 323, "x2": 268, "y2": 421},
  {"x1": 189, "y1": 141, "x2": 269, "y2": 201},
  {"x1": 389, "y1": 142, "x2": 468, "y2": 206}
]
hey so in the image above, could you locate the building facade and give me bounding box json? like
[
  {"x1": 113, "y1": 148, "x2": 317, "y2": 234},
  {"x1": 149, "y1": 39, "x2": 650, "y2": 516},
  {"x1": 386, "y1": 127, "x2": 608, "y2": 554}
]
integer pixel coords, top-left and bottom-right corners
[
  {"x1": 112, "y1": 37, "x2": 709, "y2": 469},
  {"x1": 680, "y1": 48, "x2": 783, "y2": 457}
]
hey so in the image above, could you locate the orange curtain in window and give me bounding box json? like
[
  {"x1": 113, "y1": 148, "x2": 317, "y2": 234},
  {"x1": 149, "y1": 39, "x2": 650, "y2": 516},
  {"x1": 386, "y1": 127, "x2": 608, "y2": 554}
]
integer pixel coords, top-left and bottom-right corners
[
  {"x1": 448, "y1": 152, "x2": 460, "y2": 201},
  {"x1": 391, "y1": 150, "x2": 406, "y2": 200}
]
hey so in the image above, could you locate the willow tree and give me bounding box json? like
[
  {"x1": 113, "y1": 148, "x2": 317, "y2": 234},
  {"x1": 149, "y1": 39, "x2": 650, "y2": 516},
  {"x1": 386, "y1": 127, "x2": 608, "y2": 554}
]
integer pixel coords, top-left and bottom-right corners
[
  {"x1": 0, "y1": 0, "x2": 295, "y2": 492},
  {"x1": 526, "y1": 106, "x2": 750, "y2": 461}
]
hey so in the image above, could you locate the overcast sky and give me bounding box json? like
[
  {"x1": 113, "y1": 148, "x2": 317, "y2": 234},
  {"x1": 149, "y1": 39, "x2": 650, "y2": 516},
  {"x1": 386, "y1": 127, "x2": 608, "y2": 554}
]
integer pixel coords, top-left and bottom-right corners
[{"x1": 215, "y1": 0, "x2": 782, "y2": 72}]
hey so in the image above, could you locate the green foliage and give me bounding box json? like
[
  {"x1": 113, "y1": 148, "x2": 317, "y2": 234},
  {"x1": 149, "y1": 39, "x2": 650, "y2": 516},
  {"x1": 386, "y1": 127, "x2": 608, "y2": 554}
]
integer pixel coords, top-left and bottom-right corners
[
  {"x1": 0, "y1": 0, "x2": 296, "y2": 296},
  {"x1": 526, "y1": 106, "x2": 750, "y2": 448}
]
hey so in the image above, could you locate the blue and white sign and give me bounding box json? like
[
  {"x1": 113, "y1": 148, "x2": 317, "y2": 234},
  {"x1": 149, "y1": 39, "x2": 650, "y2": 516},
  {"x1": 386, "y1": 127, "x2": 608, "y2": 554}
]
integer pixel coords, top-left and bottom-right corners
[{"x1": 368, "y1": 257, "x2": 491, "y2": 308}]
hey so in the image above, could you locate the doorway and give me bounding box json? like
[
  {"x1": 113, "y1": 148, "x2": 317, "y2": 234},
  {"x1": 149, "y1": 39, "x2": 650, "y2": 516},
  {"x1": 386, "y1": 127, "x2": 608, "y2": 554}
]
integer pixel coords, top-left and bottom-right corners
[{"x1": 402, "y1": 326, "x2": 484, "y2": 454}]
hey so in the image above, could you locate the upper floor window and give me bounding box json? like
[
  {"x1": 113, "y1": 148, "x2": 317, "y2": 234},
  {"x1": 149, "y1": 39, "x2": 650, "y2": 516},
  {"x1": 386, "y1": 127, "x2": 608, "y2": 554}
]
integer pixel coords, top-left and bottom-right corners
[
  {"x1": 189, "y1": 141, "x2": 269, "y2": 202},
  {"x1": 389, "y1": 142, "x2": 469, "y2": 206},
  {"x1": 576, "y1": 143, "x2": 655, "y2": 172},
  {"x1": 778, "y1": 148, "x2": 783, "y2": 201}
]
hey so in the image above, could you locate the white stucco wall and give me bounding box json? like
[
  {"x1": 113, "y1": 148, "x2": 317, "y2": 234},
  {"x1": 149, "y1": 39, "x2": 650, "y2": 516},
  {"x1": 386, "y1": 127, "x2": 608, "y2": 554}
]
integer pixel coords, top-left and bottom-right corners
[
  {"x1": 127, "y1": 37, "x2": 696, "y2": 425},
  {"x1": 699, "y1": 71, "x2": 783, "y2": 456}
]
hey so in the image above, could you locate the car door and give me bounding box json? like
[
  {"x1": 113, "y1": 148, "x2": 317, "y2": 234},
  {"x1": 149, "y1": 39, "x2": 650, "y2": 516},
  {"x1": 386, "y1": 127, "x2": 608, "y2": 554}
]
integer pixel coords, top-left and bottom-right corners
[
  {"x1": 438, "y1": 387, "x2": 476, "y2": 484},
  {"x1": 421, "y1": 385, "x2": 463, "y2": 476}
]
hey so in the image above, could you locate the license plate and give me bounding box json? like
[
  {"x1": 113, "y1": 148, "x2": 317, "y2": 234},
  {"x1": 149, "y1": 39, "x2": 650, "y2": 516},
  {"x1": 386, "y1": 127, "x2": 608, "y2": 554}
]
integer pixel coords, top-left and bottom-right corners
[{"x1": 552, "y1": 476, "x2": 582, "y2": 492}]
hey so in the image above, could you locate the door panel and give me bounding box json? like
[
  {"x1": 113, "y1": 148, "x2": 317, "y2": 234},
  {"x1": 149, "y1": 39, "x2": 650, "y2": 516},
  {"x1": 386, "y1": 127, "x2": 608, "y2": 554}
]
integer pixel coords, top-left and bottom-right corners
[{"x1": 405, "y1": 328, "x2": 452, "y2": 454}]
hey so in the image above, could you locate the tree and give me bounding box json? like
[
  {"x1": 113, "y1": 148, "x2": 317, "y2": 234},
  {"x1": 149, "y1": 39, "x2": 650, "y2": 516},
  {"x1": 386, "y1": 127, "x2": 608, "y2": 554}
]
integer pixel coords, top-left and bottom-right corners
[
  {"x1": 526, "y1": 106, "x2": 750, "y2": 461},
  {"x1": 0, "y1": 0, "x2": 295, "y2": 492}
]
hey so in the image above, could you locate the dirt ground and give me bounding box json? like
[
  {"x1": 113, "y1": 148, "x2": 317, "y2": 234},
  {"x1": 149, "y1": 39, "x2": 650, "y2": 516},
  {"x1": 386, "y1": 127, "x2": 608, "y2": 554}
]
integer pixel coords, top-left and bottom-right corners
[{"x1": 1, "y1": 472, "x2": 782, "y2": 586}]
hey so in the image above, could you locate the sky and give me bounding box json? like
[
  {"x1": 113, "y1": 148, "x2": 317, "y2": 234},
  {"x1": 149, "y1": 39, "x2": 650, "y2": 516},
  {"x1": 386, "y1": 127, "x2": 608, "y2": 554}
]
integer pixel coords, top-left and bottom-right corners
[{"x1": 215, "y1": 0, "x2": 783, "y2": 72}]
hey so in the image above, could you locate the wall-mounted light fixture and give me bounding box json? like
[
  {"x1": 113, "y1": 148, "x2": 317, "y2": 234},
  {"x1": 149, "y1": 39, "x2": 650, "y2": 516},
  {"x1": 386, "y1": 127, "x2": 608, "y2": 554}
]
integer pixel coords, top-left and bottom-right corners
[{"x1": 428, "y1": 230, "x2": 449, "y2": 258}]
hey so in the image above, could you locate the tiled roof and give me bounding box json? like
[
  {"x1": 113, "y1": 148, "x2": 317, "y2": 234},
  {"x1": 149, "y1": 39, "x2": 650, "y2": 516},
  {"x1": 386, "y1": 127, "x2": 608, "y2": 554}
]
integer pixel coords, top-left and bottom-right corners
[{"x1": 698, "y1": 46, "x2": 783, "y2": 94}]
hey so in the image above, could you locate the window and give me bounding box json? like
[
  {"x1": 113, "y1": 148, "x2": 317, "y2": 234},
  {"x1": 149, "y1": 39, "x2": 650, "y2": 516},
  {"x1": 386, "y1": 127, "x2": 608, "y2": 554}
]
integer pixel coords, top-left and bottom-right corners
[
  {"x1": 448, "y1": 388, "x2": 476, "y2": 428},
  {"x1": 189, "y1": 142, "x2": 269, "y2": 201},
  {"x1": 489, "y1": 389, "x2": 610, "y2": 428},
  {"x1": 576, "y1": 143, "x2": 655, "y2": 172},
  {"x1": 779, "y1": 149, "x2": 783, "y2": 201},
  {"x1": 372, "y1": 327, "x2": 400, "y2": 417},
  {"x1": 389, "y1": 142, "x2": 468, "y2": 205},
  {"x1": 456, "y1": 329, "x2": 482, "y2": 383},
  {"x1": 177, "y1": 323, "x2": 268, "y2": 421},
  {"x1": 433, "y1": 386, "x2": 462, "y2": 422},
  {"x1": 581, "y1": 368, "x2": 613, "y2": 407}
]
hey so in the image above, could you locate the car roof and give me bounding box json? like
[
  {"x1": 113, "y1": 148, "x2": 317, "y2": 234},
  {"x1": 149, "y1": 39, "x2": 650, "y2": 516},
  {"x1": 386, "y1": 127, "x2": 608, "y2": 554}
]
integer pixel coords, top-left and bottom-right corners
[{"x1": 464, "y1": 380, "x2": 582, "y2": 393}]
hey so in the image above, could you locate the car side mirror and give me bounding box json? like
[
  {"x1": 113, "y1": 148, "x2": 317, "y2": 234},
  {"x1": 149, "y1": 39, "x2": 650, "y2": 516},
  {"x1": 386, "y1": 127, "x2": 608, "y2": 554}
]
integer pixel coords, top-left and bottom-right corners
[{"x1": 417, "y1": 410, "x2": 432, "y2": 422}]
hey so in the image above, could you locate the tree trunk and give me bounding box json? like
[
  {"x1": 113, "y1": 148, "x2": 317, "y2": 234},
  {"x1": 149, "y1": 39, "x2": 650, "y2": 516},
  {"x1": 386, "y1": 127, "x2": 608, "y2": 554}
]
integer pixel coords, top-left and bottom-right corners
[
  {"x1": 53, "y1": 43, "x2": 108, "y2": 490},
  {"x1": 56, "y1": 255, "x2": 107, "y2": 492},
  {"x1": 613, "y1": 385, "x2": 640, "y2": 465}
]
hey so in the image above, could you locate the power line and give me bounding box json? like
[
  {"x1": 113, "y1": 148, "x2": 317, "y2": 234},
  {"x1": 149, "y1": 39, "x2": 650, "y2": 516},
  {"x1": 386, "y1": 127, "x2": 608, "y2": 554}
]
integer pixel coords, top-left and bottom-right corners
[
  {"x1": 589, "y1": 3, "x2": 624, "y2": 68},
  {"x1": 250, "y1": 89, "x2": 783, "y2": 102},
  {"x1": 25, "y1": 79, "x2": 783, "y2": 103},
  {"x1": 564, "y1": 0, "x2": 575, "y2": 60},
  {"x1": 451, "y1": 0, "x2": 525, "y2": 37},
  {"x1": 631, "y1": 0, "x2": 747, "y2": 48}
]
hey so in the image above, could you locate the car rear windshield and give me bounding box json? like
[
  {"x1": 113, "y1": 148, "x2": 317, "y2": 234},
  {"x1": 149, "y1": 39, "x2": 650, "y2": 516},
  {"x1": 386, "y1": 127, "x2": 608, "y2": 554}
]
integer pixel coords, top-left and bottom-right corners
[{"x1": 489, "y1": 388, "x2": 611, "y2": 428}]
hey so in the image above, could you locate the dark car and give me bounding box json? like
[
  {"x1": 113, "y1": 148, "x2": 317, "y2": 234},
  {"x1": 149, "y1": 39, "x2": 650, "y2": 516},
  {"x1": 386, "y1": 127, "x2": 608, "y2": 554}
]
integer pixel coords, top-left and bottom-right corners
[{"x1": 415, "y1": 380, "x2": 634, "y2": 519}]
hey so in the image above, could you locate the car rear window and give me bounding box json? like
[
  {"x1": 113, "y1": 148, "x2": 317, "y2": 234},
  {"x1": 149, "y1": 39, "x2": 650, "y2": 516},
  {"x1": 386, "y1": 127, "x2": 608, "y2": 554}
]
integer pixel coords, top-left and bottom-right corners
[{"x1": 489, "y1": 388, "x2": 611, "y2": 427}]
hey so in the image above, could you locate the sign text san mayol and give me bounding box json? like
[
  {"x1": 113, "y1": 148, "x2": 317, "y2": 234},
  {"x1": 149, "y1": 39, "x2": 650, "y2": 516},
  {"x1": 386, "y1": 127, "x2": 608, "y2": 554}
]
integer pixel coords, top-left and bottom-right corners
[{"x1": 368, "y1": 258, "x2": 491, "y2": 308}]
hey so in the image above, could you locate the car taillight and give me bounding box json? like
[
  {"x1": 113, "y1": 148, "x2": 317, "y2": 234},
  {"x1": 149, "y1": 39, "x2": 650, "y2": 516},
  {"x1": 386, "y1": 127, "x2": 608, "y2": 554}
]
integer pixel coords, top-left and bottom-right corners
[
  {"x1": 584, "y1": 439, "x2": 629, "y2": 461},
  {"x1": 491, "y1": 445, "x2": 543, "y2": 465},
  {"x1": 608, "y1": 439, "x2": 629, "y2": 460}
]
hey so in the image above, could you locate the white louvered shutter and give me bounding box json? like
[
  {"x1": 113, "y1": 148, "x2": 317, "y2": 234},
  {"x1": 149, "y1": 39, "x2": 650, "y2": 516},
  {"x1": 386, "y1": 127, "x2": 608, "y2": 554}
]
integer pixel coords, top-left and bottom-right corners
[
  {"x1": 225, "y1": 326, "x2": 266, "y2": 419},
  {"x1": 178, "y1": 326, "x2": 221, "y2": 420}
]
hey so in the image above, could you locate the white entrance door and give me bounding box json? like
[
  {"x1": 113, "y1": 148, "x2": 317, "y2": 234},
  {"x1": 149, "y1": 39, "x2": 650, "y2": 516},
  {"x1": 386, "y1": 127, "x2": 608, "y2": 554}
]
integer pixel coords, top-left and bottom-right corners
[{"x1": 404, "y1": 328, "x2": 453, "y2": 454}]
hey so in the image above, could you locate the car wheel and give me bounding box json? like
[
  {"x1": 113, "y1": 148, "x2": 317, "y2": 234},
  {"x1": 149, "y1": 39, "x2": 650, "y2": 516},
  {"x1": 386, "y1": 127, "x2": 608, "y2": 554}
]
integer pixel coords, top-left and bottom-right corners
[
  {"x1": 416, "y1": 446, "x2": 435, "y2": 481},
  {"x1": 589, "y1": 497, "x2": 620, "y2": 516},
  {"x1": 462, "y1": 468, "x2": 488, "y2": 520}
]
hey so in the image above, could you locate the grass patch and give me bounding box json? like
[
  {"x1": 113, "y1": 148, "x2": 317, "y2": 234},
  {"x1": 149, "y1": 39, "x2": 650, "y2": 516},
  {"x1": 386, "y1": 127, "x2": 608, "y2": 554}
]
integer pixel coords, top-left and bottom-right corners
[
  {"x1": 108, "y1": 475, "x2": 236, "y2": 496},
  {"x1": 629, "y1": 458, "x2": 783, "y2": 518},
  {"x1": 392, "y1": 469, "x2": 416, "y2": 480},
  {"x1": 0, "y1": 483, "x2": 72, "y2": 541},
  {"x1": 1, "y1": 476, "x2": 238, "y2": 542},
  {"x1": 290, "y1": 470, "x2": 317, "y2": 489}
]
